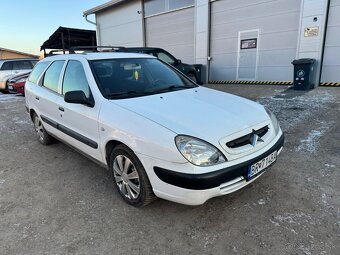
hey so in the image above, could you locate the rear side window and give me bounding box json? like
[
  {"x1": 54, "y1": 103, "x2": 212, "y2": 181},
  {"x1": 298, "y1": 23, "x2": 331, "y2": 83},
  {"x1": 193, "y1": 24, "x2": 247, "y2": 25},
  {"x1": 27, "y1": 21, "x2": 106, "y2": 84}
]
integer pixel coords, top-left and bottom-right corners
[
  {"x1": 42, "y1": 61, "x2": 65, "y2": 93},
  {"x1": 31, "y1": 60, "x2": 38, "y2": 67},
  {"x1": 13, "y1": 60, "x2": 33, "y2": 70},
  {"x1": 0, "y1": 62, "x2": 13, "y2": 71},
  {"x1": 62, "y1": 60, "x2": 90, "y2": 98},
  {"x1": 28, "y1": 62, "x2": 49, "y2": 84}
]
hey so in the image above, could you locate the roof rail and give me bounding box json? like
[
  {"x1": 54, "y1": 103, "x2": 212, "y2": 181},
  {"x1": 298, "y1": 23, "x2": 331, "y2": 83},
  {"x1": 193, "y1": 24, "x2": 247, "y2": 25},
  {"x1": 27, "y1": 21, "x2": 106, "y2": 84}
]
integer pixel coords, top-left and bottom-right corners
[
  {"x1": 46, "y1": 49, "x2": 70, "y2": 56},
  {"x1": 69, "y1": 46, "x2": 126, "y2": 54}
]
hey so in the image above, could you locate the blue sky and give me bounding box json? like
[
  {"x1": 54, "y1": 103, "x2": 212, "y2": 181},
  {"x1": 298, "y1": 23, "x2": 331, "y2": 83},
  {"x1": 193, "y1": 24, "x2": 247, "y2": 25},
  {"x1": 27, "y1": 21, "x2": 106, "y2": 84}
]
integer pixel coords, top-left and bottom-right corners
[{"x1": 0, "y1": 0, "x2": 108, "y2": 56}]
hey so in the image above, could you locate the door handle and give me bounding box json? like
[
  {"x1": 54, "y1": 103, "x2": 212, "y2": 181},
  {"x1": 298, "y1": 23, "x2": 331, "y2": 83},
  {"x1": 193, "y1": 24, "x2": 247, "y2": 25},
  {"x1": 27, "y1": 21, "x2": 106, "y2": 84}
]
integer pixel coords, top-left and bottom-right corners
[
  {"x1": 35, "y1": 96, "x2": 39, "y2": 100},
  {"x1": 58, "y1": 106, "x2": 64, "y2": 112}
]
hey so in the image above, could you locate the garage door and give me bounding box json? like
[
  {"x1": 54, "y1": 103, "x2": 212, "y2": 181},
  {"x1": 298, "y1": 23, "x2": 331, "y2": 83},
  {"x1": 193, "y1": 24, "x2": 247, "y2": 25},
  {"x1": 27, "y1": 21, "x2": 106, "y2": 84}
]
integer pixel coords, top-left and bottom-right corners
[
  {"x1": 209, "y1": 0, "x2": 301, "y2": 81},
  {"x1": 96, "y1": 0, "x2": 143, "y2": 47},
  {"x1": 321, "y1": 0, "x2": 340, "y2": 82},
  {"x1": 145, "y1": 7, "x2": 195, "y2": 64}
]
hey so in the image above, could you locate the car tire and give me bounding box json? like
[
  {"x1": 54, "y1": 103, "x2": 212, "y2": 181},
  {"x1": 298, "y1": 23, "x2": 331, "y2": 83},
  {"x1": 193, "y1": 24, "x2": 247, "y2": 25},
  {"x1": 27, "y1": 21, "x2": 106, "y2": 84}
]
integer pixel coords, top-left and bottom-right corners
[
  {"x1": 109, "y1": 144, "x2": 156, "y2": 207},
  {"x1": 33, "y1": 113, "x2": 55, "y2": 145},
  {"x1": 188, "y1": 73, "x2": 197, "y2": 83}
]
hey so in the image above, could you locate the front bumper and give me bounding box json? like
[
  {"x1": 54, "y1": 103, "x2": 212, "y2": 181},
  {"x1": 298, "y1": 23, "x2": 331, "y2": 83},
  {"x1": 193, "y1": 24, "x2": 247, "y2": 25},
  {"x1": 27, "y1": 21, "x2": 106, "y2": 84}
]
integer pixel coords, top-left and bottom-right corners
[
  {"x1": 139, "y1": 132, "x2": 284, "y2": 205},
  {"x1": 154, "y1": 133, "x2": 284, "y2": 190}
]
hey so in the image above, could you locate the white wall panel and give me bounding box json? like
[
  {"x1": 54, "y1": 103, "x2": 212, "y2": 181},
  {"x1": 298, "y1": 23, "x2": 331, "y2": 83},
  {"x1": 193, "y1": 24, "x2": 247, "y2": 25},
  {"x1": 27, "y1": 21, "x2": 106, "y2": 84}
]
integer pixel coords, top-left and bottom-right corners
[
  {"x1": 210, "y1": 0, "x2": 301, "y2": 81},
  {"x1": 96, "y1": 0, "x2": 143, "y2": 47},
  {"x1": 145, "y1": 7, "x2": 195, "y2": 64},
  {"x1": 321, "y1": 0, "x2": 340, "y2": 82}
]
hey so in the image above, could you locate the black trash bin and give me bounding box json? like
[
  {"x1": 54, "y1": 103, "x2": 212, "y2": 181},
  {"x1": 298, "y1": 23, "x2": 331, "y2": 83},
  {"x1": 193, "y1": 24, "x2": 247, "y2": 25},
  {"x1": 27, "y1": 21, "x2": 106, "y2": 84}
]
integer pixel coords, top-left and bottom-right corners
[{"x1": 291, "y1": 58, "x2": 316, "y2": 90}]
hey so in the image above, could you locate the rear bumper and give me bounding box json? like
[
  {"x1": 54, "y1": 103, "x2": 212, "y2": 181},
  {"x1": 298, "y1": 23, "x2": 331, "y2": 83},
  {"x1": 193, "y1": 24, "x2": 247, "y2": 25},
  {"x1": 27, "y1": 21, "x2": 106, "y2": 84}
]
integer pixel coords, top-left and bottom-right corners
[
  {"x1": 0, "y1": 81, "x2": 6, "y2": 90},
  {"x1": 154, "y1": 133, "x2": 284, "y2": 190}
]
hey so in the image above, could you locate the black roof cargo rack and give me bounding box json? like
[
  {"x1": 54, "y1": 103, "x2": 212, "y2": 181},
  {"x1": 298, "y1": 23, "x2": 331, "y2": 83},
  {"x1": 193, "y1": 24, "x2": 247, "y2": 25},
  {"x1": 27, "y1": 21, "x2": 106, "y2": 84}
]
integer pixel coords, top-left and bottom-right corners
[
  {"x1": 69, "y1": 46, "x2": 126, "y2": 53},
  {"x1": 41, "y1": 27, "x2": 97, "y2": 57}
]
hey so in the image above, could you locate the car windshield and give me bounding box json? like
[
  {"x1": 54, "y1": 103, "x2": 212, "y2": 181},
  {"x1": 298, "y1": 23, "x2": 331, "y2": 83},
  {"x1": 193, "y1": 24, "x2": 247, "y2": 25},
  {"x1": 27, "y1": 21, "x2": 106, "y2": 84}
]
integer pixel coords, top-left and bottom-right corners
[{"x1": 90, "y1": 58, "x2": 197, "y2": 99}]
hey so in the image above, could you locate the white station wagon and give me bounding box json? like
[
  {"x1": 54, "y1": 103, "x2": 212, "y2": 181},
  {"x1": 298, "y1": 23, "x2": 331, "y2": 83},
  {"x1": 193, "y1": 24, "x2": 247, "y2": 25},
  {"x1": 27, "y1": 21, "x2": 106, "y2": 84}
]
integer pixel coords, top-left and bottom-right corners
[{"x1": 25, "y1": 52, "x2": 284, "y2": 206}]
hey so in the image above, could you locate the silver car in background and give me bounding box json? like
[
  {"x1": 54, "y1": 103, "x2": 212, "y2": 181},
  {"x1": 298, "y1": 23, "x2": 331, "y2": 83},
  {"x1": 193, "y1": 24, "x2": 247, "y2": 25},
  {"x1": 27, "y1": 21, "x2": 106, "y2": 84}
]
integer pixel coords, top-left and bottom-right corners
[{"x1": 0, "y1": 58, "x2": 38, "y2": 92}]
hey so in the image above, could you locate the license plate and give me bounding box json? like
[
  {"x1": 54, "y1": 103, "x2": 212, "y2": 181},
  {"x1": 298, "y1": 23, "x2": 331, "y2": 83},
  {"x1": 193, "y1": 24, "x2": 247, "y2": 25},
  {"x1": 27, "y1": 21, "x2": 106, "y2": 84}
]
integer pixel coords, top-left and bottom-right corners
[
  {"x1": 247, "y1": 151, "x2": 277, "y2": 180},
  {"x1": 8, "y1": 85, "x2": 13, "y2": 90}
]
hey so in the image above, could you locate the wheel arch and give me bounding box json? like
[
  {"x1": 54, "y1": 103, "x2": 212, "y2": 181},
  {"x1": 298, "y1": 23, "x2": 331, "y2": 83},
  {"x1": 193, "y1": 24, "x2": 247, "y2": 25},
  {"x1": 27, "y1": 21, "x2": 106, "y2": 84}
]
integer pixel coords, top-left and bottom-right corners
[
  {"x1": 105, "y1": 140, "x2": 125, "y2": 166},
  {"x1": 29, "y1": 108, "x2": 36, "y2": 121}
]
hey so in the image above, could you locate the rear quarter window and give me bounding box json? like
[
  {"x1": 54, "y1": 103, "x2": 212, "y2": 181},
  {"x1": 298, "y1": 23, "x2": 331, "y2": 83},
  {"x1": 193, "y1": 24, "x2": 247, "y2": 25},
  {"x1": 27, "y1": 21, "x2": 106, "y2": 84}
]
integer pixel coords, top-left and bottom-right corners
[
  {"x1": 28, "y1": 62, "x2": 50, "y2": 84},
  {"x1": 13, "y1": 60, "x2": 33, "y2": 70},
  {"x1": 0, "y1": 61, "x2": 13, "y2": 71}
]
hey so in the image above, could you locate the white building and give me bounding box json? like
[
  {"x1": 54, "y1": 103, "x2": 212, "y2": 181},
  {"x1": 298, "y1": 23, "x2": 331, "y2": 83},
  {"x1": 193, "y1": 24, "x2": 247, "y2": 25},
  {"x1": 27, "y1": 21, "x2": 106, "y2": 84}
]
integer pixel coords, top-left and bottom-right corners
[{"x1": 84, "y1": 0, "x2": 340, "y2": 85}]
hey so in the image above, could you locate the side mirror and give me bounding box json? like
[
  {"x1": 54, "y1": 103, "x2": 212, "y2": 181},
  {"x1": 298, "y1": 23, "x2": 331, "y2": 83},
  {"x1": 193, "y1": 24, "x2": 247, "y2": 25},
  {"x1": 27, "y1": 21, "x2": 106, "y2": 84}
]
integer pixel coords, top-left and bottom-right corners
[
  {"x1": 64, "y1": 91, "x2": 94, "y2": 107},
  {"x1": 175, "y1": 59, "x2": 182, "y2": 65}
]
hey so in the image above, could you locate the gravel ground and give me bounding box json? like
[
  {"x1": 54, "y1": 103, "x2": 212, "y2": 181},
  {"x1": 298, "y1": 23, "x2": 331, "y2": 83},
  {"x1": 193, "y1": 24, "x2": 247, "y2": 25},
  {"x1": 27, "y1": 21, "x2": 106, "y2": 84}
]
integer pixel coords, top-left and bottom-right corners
[{"x1": 0, "y1": 85, "x2": 339, "y2": 255}]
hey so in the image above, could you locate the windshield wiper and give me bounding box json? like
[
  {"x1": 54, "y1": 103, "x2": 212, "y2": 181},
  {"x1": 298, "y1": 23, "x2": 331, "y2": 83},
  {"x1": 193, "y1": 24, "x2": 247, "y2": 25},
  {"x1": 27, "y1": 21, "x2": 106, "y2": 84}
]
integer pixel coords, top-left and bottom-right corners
[
  {"x1": 107, "y1": 90, "x2": 152, "y2": 98},
  {"x1": 148, "y1": 85, "x2": 194, "y2": 94}
]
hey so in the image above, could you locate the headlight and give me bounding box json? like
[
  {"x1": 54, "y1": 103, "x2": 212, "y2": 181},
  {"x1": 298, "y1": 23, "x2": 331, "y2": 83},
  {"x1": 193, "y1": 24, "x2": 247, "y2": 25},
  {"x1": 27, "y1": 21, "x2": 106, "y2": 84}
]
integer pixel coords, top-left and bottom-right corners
[
  {"x1": 175, "y1": 135, "x2": 226, "y2": 167},
  {"x1": 265, "y1": 108, "x2": 280, "y2": 134},
  {"x1": 17, "y1": 78, "x2": 27, "y2": 83}
]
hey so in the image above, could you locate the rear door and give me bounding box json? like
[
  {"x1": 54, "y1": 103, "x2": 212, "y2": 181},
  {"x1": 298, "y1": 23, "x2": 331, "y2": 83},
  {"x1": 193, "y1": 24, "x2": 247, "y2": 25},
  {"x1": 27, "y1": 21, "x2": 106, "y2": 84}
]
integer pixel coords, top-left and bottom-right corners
[
  {"x1": 58, "y1": 60, "x2": 102, "y2": 160},
  {"x1": 35, "y1": 60, "x2": 65, "y2": 135}
]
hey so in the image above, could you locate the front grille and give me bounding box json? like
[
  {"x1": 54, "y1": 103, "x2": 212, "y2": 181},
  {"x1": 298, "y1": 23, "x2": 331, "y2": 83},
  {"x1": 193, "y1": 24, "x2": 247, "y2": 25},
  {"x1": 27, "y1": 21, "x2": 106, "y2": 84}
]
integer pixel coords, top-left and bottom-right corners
[{"x1": 226, "y1": 126, "x2": 269, "y2": 149}]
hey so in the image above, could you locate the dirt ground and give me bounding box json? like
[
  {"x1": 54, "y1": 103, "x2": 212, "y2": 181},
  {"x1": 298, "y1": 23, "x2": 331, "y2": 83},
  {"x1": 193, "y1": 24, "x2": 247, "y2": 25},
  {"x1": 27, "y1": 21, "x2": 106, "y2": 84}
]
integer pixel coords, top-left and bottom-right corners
[{"x1": 0, "y1": 85, "x2": 339, "y2": 255}]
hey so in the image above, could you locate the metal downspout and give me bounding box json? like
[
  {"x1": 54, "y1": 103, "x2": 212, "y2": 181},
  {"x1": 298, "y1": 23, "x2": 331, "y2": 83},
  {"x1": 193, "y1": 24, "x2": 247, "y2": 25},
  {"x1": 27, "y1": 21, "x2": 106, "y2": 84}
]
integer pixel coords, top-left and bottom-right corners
[{"x1": 84, "y1": 14, "x2": 101, "y2": 46}]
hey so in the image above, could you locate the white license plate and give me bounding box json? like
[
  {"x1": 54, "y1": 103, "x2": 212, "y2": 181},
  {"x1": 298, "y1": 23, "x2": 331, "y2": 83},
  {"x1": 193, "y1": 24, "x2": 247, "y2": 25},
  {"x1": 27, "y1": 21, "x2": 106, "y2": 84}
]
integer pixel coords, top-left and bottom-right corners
[
  {"x1": 247, "y1": 151, "x2": 277, "y2": 180},
  {"x1": 8, "y1": 85, "x2": 13, "y2": 90}
]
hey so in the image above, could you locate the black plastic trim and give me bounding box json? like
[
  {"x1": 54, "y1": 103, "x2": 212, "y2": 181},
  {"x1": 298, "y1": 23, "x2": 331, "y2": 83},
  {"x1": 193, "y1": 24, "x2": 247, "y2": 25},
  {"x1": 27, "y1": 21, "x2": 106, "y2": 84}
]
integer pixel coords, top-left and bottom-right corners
[
  {"x1": 154, "y1": 133, "x2": 284, "y2": 190},
  {"x1": 40, "y1": 115, "x2": 98, "y2": 149}
]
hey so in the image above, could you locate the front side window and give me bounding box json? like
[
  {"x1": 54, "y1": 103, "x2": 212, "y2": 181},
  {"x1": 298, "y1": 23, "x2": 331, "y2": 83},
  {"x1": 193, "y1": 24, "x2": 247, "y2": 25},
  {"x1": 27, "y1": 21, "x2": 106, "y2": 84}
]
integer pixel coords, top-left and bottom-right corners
[
  {"x1": 91, "y1": 58, "x2": 196, "y2": 99},
  {"x1": 28, "y1": 62, "x2": 50, "y2": 84},
  {"x1": 62, "y1": 60, "x2": 90, "y2": 98},
  {"x1": 42, "y1": 61, "x2": 65, "y2": 93},
  {"x1": 0, "y1": 62, "x2": 13, "y2": 71},
  {"x1": 157, "y1": 52, "x2": 176, "y2": 65}
]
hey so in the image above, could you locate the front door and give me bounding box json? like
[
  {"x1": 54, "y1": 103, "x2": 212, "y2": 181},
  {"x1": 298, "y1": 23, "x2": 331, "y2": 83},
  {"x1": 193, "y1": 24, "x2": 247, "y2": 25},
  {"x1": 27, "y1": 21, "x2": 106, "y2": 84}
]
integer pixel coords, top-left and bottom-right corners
[{"x1": 58, "y1": 60, "x2": 102, "y2": 161}]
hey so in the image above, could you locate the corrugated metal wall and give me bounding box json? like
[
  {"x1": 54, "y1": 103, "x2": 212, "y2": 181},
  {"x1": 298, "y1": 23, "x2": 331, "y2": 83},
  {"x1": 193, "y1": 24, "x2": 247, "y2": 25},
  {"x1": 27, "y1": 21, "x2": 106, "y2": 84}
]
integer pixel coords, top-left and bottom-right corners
[
  {"x1": 209, "y1": 0, "x2": 301, "y2": 81},
  {"x1": 321, "y1": 0, "x2": 340, "y2": 82},
  {"x1": 145, "y1": 7, "x2": 195, "y2": 64},
  {"x1": 96, "y1": 0, "x2": 143, "y2": 47}
]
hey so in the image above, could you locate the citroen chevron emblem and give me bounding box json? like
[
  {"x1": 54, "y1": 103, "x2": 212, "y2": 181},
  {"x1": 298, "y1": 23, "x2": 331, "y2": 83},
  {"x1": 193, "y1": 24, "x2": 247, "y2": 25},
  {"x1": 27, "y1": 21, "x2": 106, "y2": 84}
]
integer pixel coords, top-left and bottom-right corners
[{"x1": 251, "y1": 129, "x2": 264, "y2": 146}]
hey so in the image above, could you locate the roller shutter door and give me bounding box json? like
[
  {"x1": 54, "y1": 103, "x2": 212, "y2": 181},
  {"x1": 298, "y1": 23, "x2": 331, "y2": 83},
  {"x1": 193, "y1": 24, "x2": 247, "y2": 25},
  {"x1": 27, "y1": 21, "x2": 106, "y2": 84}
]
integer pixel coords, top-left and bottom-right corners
[
  {"x1": 321, "y1": 0, "x2": 340, "y2": 82},
  {"x1": 145, "y1": 7, "x2": 195, "y2": 64},
  {"x1": 209, "y1": 0, "x2": 301, "y2": 81}
]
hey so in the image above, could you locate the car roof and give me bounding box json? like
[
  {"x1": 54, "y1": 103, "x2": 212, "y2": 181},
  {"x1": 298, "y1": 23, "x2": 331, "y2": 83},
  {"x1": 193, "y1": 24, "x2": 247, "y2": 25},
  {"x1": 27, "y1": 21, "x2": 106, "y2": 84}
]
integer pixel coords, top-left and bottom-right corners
[
  {"x1": 124, "y1": 47, "x2": 164, "y2": 52},
  {"x1": 41, "y1": 52, "x2": 157, "y2": 62},
  {"x1": 0, "y1": 58, "x2": 38, "y2": 63}
]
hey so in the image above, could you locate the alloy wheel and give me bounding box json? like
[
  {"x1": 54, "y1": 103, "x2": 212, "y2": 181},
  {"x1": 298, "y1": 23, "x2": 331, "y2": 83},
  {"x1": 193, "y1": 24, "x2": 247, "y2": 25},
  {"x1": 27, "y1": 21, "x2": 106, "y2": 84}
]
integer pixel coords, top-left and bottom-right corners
[
  {"x1": 34, "y1": 116, "x2": 44, "y2": 141},
  {"x1": 113, "y1": 155, "x2": 141, "y2": 200}
]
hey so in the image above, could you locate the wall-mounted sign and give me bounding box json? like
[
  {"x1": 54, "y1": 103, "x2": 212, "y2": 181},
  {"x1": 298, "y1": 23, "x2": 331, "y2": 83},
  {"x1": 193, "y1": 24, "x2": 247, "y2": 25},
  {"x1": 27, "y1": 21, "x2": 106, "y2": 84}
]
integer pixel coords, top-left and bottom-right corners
[
  {"x1": 304, "y1": 27, "x2": 319, "y2": 37},
  {"x1": 240, "y1": 38, "x2": 257, "y2": 50}
]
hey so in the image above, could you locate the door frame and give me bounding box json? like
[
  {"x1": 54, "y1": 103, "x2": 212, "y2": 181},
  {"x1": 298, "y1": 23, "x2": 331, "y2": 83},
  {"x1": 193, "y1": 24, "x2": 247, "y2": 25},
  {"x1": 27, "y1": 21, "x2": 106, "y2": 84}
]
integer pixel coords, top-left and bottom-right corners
[{"x1": 236, "y1": 29, "x2": 260, "y2": 81}]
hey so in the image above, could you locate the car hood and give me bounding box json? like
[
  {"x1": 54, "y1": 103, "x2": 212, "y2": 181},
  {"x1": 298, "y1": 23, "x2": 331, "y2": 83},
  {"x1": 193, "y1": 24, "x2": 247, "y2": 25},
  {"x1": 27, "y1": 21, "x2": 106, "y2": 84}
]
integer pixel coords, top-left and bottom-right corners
[
  {"x1": 111, "y1": 86, "x2": 269, "y2": 143},
  {"x1": 11, "y1": 72, "x2": 30, "y2": 81}
]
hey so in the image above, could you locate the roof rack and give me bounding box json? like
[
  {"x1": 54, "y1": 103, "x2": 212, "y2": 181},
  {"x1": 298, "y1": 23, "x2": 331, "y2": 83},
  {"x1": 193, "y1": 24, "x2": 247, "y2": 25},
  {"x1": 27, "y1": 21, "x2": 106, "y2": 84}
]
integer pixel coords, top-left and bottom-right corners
[{"x1": 69, "y1": 46, "x2": 126, "y2": 54}]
